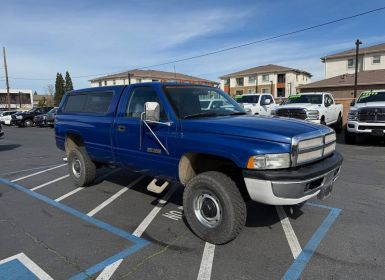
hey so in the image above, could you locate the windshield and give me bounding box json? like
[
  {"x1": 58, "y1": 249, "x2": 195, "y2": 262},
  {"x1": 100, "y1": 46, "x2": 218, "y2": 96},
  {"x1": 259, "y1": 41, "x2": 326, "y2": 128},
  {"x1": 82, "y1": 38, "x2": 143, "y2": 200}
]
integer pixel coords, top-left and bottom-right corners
[
  {"x1": 286, "y1": 94, "x2": 322, "y2": 104},
  {"x1": 239, "y1": 95, "x2": 259, "y2": 104},
  {"x1": 357, "y1": 91, "x2": 385, "y2": 103},
  {"x1": 48, "y1": 108, "x2": 57, "y2": 114},
  {"x1": 164, "y1": 86, "x2": 245, "y2": 119}
]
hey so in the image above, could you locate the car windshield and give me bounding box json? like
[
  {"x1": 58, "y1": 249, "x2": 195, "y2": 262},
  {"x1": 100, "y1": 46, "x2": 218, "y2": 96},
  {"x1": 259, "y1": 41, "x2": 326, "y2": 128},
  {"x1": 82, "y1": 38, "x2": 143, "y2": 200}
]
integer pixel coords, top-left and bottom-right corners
[
  {"x1": 48, "y1": 108, "x2": 57, "y2": 114},
  {"x1": 164, "y1": 86, "x2": 245, "y2": 119},
  {"x1": 357, "y1": 91, "x2": 385, "y2": 103},
  {"x1": 286, "y1": 94, "x2": 322, "y2": 104},
  {"x1": 239, "y1": 95, "x2": 259, "y2": 104}
]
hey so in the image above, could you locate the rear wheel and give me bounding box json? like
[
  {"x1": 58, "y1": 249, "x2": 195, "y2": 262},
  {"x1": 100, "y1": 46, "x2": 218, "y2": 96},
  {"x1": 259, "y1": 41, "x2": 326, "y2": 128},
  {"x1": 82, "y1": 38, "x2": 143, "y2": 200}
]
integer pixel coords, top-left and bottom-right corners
[
  {"x1": 68, "y1": 147, "x2": 96, "y2": 187},
  {"x1": 24, "y1": 119, "x2": 33, "y2": 127},
  {"x1": 334, "y1": 114, "x2": 343, "y2": 133},
  {"x1": 344, "y1": 127, "x2": 356, "y2": 144},
  {"x1": 183, "y1": 171, "x2": 246, "y2": 244}
]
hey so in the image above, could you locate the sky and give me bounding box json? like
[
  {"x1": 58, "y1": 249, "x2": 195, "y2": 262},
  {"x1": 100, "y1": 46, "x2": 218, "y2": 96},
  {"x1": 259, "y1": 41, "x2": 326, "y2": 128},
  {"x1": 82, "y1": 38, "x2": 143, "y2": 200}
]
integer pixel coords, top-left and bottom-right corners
[{"x1": 1, "y1": 0, "x2": 385, "y2": 94}]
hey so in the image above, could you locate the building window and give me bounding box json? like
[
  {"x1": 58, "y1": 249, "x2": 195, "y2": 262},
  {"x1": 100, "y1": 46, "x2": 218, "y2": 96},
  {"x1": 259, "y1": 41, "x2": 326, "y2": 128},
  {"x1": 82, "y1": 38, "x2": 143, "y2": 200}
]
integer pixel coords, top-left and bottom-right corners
[
  {"x1": 248, "y1": 75, "x2": 256, "y2": 83},
  {"x1": 373, "y1": 55, "x2": 381, "y2": 64},
  {"x1": 235, "y1": 90, "x2": 243, "y2": 95},
  {"x1": 236, "y1": 77, "x2": 244, "y2": 86},
  {"x1": 137, "y1": 78, "x2": 142, "y2": 83},
  {"x1": 152, "y1": 79, "x2": 159, "y2": 82},
  {"x1": 347, "y1": 59, "x2": 355, "y2": 69},
  {"x1": 248, "y1": 89, "x2": 255, "y2": 94},
  {"x1": 261, "y1": 88, "x2": 269, "y2": 93},
  {"x1": 113, "y1": 80, "x2": 116, "y2": 85},
  {"x1": 104, "y1": 81, "x2": 107, "y2": 86},
  {"x1": 262, "y1": 74, "x2": 269, "y2": 82},
  {"x1": 98, "y1": 81, "x2": 102, "y2": 87}
]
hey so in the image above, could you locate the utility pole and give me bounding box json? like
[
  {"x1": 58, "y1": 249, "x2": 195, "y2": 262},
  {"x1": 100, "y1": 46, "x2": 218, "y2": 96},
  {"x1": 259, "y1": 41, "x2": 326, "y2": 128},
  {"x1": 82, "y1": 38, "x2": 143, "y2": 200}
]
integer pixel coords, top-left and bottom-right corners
[
  {"x1": 127, "y1": 72, "x2": 132, "y2": 85},
  {"x1": 3, "y1": 47, "x2": 11, "y2": 109},
  {"x1": 354, "y1": 39, "x2": 362, "y2": 98}
]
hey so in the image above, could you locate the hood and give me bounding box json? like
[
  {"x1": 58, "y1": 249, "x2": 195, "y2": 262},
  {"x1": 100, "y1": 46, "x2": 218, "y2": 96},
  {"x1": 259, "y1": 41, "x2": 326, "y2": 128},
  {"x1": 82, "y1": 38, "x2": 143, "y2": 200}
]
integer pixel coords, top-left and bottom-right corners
[
  {"x1": 353, "y1": 101, "x2": 385, "y2": 109},
  {"x1": 181, "y1": 115, "x2": 324, "y2": 144},
  {"x1": 278, "y1": 103, "x2": 321, "y2": 110}
]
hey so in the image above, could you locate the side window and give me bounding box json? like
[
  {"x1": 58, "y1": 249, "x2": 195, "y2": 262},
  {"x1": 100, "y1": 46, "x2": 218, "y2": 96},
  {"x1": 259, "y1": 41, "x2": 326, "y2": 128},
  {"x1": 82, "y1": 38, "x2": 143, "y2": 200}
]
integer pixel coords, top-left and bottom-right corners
[
  {"x1": 126, "y1": 87, "x2": 167, "y2": 119},
  {"x1": 85, "y1": 92, "x2": 113, "y2": 113},
  {"x1": 64, "y1": 94, "x2": 88, "y2": 112}
]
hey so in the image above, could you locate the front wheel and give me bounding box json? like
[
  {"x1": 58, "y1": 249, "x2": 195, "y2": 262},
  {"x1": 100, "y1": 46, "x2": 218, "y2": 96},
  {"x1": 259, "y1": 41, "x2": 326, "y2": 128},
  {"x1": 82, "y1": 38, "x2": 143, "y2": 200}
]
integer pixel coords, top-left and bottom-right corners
[
  {"x1": 24, "y1": 119, "x2": 33, "y2": 127},
  {"x1": 344, "y1": 127, "x2": 356, "y2": 144},
  {"x1": 183, "y1": 171, "x2": 246, "y2": 244}
]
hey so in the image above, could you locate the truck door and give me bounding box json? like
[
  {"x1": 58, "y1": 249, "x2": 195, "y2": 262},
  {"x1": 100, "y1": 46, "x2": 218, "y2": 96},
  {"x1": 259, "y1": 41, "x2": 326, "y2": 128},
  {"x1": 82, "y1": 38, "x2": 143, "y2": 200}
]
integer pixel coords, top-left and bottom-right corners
[
  {"x1": 113, "y1": 85, "x2": 175, "y2": 177},
  {"x1": 324, "y1": 94, "x2": 337, "y2": 124}
]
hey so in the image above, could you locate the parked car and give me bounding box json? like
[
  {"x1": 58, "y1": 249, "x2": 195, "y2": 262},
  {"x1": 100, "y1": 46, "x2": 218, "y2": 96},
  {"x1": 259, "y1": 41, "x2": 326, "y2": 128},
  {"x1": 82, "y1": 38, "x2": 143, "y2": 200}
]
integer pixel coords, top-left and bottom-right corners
[
  {"x1": 11, "y1": 107, "x2": 53, "y2": 127},
  {"x1": 34, "y1": 108, "x2": 58, "y2": 127},
  {"x1": 345, "y1": 90, "x2": 385, "y2": 144},
  {"x1": 56, "y1": 83, "x2": 342, "y2": 244},
  {"x1": 237, "y1": 93, "x2": 277, "y2": 116},
  {"x1": 274, "y1": 92, "x2": 343, "y2": 132},
  {"x1": 0, "y1": 110, "x2": 18, "y2": 125}
]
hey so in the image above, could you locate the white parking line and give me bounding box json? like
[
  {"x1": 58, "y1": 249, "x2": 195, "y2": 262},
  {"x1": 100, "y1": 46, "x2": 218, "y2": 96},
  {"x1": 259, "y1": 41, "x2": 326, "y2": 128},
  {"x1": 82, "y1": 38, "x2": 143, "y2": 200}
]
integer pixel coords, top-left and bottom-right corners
[
  {"x1": 87, "y1": 175, "x2": 145, "y2": 217},
  {"x1": 0, "y1": 252, "x2": 53, "y2": 280},
  {"x1": 54, "y1": 169, "x2": 121, "y2": 202},
  {"x1": 96, "y1": 183, "x2": 178, "y2": 280},
  {"x1": 11, "y1": 164, "x2": 67, "y2": 182},
  {"x1": 31, "y1": 175, "x2": 70, "y2": 191},
  {"x1": 197, "y1": 242, "x2": 216, "y2": 280},
  {"x1": 55, "y1": 187, "x2": 84, "y2": 202},
  {"x1": 0, "y1": 163, "x2": 65, "y2": 177},
  {"x1": 275, "y1": 206, "x2": 302, "y2": 259}
]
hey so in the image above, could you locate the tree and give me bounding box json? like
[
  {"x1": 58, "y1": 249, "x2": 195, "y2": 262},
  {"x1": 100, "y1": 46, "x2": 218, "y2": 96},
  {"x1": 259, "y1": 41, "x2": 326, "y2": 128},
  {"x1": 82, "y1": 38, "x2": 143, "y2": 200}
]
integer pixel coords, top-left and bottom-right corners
[
  {"x1": 45, "y1": 84, "x2": 55, "y2": 96},
  {"x1": 54, "y1": 72, "x2": 65, "y2": 106},
  {"x1": 65, "y1": 71, "x2": 74, "y2": 92},
  {"x1": 34, "y1": 91, "x2": 38, "y2": 95}
]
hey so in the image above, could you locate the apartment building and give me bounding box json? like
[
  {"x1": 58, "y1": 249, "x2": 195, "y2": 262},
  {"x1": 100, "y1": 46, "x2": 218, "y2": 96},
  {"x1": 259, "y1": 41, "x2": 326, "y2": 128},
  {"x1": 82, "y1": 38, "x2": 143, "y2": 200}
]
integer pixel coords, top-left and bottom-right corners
[
  {"x1": 322, "y1": 42, "x2": 385, "y2": 79},
  {"x1": 219, "y1": 64, "x2": 311, "y2": 97},
  {"x1": 90, "y1": 69, "x2": 218, "y2": 87}
]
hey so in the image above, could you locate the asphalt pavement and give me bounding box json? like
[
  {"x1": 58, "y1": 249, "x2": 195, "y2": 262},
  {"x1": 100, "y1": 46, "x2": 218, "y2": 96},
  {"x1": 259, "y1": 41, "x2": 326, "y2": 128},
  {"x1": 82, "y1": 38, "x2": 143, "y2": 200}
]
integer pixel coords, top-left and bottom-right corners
[{"x1": 0, "y1": 125, "x2": 384, "y2": 280}]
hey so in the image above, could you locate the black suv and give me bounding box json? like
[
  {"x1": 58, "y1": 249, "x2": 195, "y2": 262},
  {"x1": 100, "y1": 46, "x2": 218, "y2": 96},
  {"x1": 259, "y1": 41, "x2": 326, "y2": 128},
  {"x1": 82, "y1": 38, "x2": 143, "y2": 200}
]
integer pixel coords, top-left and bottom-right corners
[{"x1": 11, "y1": 107, "x2": 53, "y2": 127}]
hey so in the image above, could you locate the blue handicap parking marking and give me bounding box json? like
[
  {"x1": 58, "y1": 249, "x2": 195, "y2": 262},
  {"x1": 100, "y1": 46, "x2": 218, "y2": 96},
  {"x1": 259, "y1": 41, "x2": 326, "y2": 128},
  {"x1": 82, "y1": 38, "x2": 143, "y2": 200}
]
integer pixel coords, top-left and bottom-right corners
[
  {"x1": 0, "y1": 259, "x2": 39, "y2": 280},
  {"x1": 282, "y1": 202, "x2": 342, "y2": 280},
  {"x1": 0, "y1": 177, "x2": 150, "y2": 279}
]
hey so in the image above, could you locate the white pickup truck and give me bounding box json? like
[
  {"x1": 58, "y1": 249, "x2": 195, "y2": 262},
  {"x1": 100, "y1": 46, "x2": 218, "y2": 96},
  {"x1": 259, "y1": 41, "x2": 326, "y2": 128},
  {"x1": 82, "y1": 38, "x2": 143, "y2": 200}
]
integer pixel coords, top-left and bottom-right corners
[
  {"x1": 237, "y1": 93, "x2": 277, "y2": 116},
  {"x1": 345, "y1": 90, "x2": 385, "y2": 144},
  {"x1": 275, "y1": 92, "x2": 343, "y2": 132}
]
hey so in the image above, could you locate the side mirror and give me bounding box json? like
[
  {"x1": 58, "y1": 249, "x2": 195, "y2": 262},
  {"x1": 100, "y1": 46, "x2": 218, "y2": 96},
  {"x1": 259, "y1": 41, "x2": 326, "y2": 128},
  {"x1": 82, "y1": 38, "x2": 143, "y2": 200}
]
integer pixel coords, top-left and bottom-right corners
[
  {"x1": 262, "y1": 99, "x2": 272, "y2": 105},
  {"x1": 350, "y1": 99, "x2": 356, "y2": 106},
  {"x1": 144, "y1": 102, "x2": 160, "y2": 122}
]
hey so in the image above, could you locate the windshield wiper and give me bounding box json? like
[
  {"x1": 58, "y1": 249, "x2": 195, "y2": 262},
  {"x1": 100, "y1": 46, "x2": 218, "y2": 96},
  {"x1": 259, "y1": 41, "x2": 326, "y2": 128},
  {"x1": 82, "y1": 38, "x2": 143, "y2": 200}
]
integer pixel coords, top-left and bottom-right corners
[
  {"x1": 183, "y1": 112, "x2": 219, "y2": 119},
  {"x1": 228, "y1": 112, "x2": 247, "y2": 116}
]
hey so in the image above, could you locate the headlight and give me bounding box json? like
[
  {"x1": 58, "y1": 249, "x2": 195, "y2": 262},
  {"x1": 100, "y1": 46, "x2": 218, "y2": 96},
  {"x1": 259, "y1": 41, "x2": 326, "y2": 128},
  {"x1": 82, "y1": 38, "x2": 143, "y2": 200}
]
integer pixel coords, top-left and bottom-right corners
[
  {"x1": 348, "y1": 110, "x2": 358, "y2": 121},
  {"x1": 306, "y1": 110, "x2": 319, "y2": 120},
  {"x1": 271, "y1": 110, "x2": 276, "y2": 115},
  {"x1": 247, "y1": 153, "x2": 291, "y2": 169}
]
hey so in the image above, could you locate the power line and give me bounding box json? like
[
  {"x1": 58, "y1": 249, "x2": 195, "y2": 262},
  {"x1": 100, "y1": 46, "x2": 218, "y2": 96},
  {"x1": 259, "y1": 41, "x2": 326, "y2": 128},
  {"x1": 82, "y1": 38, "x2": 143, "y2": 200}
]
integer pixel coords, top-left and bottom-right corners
[{"x1": 6, "y1": 6, "x2": 385, "y2": 81}]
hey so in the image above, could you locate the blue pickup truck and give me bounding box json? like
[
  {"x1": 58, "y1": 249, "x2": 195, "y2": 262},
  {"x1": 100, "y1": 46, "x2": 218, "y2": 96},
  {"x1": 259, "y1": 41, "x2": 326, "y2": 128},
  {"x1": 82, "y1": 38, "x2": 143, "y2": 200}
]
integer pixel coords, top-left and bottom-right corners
[{"x1": 55, "y1": 83, "x2": 343, "y2": 244}]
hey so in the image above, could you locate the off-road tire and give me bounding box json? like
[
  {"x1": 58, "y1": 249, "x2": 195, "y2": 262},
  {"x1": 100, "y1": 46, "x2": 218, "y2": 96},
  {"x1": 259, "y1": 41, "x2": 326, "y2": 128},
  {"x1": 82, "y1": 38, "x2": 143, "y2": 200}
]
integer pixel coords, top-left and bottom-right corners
[
  {"x1": 344, "y1": 127, "x2": 356, "y2": 144},
  {"x1": 68, "y1": 147, "x2": 96, "y2": 187},
  {"x1": 183, "y1": 171, "x2": 246, "y2": 244}
]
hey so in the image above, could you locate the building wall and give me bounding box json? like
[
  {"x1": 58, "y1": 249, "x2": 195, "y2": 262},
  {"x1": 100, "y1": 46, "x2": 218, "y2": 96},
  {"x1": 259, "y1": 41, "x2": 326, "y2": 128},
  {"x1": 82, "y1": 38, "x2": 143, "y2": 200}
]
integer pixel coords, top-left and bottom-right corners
[
  {"x1": 324, "y1": 52, "x2": 385, "y2": 79},
  {"x1": 324, "y1": 57, "x2": 364, "y2": 79},
  {"x1": 300, "y1": 84, "x2": 385, "y2": 99},
  {"x1": 363, "y1": 52, "x2": 385, "y2": 71},
  {"x1": 0, "y1": 89, "x2": 33, "y2": 109}
]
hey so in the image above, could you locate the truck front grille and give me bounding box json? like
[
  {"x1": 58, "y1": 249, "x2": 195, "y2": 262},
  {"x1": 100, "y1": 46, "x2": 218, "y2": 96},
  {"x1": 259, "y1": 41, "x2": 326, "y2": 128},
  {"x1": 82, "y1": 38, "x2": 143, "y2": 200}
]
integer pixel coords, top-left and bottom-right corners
[
  {"x1": 276, "y1": 108, "x2": 307, "y2": 120},
  {"x1": 291, "y1": 129, "x2": 336, "y2": 166},
  {"x1": 358, "y1": 107, "x2": 385, "y2": 122}
]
